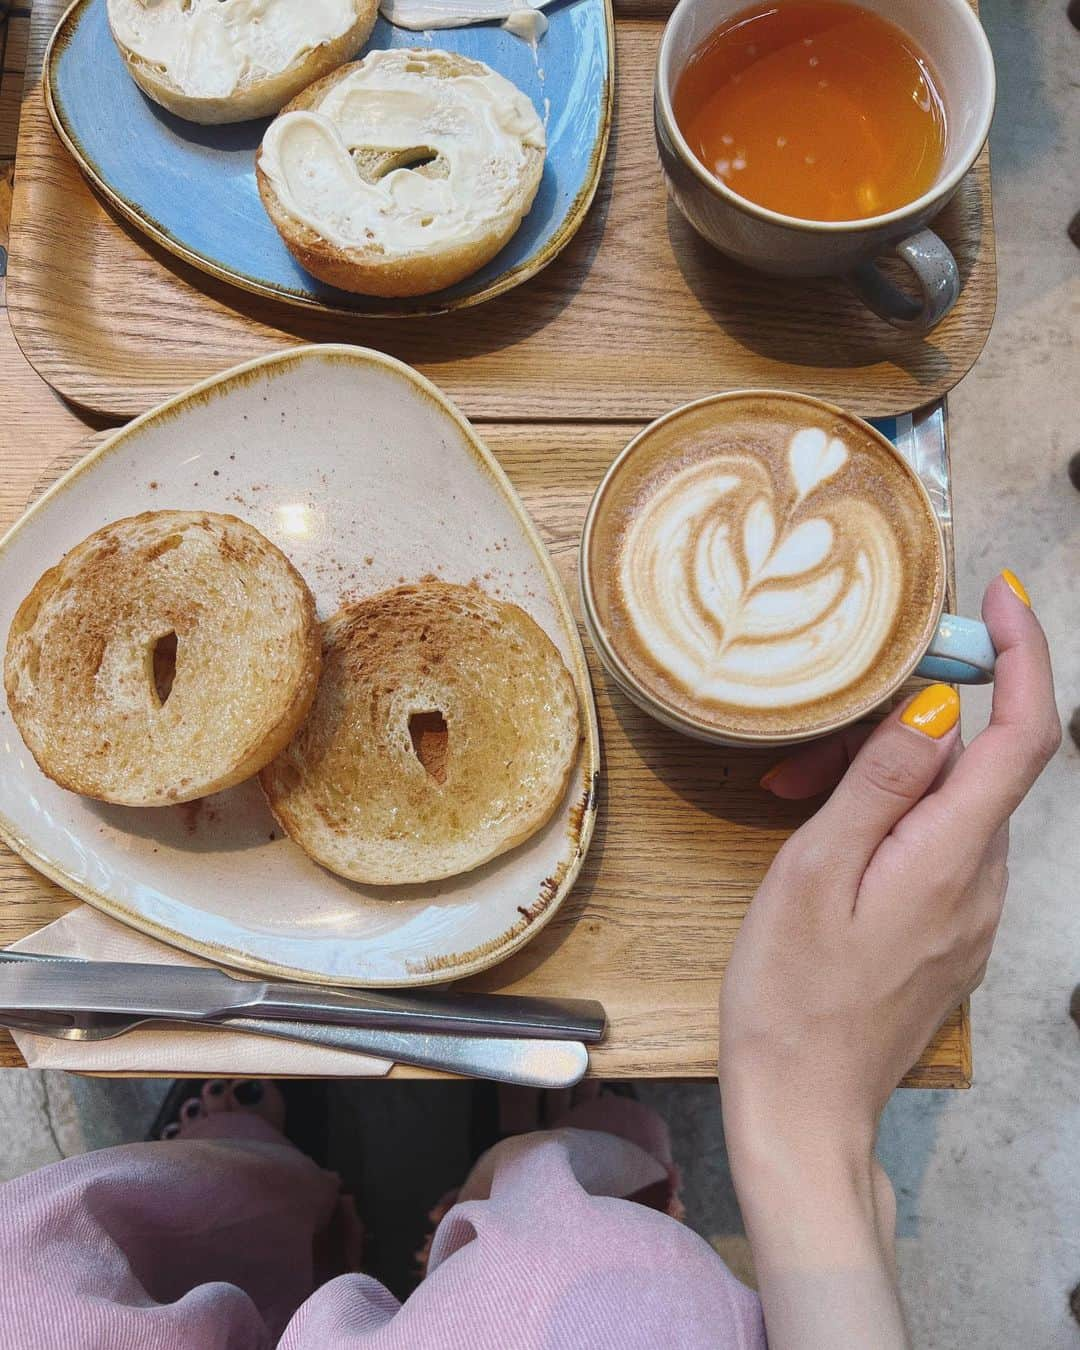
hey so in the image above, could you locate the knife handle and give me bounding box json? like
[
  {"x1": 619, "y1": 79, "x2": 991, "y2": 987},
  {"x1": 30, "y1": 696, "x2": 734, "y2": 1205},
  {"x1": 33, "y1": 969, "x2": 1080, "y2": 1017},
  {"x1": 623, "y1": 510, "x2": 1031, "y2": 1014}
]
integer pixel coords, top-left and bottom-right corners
[
  {"x1": 254, "y1": 988, "x2": 607, "y2": 1044},
  {"x1": 218, "y1": 1016, "x2": 590, "y2": 1089}
]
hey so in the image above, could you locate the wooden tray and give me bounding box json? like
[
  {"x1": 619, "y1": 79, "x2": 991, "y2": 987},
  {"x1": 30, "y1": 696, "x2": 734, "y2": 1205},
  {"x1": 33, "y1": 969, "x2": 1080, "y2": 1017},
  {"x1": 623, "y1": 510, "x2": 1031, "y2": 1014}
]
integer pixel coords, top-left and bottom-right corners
[
  {"x1": 0, "y1": 418, "x2": 969, "y2": 1084},
  {"x1": 7, "y1": 0, "x2": 996, "y2": 422}
]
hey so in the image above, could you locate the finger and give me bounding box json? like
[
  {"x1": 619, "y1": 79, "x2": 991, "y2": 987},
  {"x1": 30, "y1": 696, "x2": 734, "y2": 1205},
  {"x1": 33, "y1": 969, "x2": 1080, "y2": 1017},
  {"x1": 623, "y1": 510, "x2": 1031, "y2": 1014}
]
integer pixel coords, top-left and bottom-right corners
[
  {"x1": 796, "y1": 683, "x2": 961, "y2": 881},
  {"x1": 760, "y1": 723, "x2": 875, "y2": 799},
  {"x1": 909, "y1": 574, "x2": 1059, "y2": 849}
]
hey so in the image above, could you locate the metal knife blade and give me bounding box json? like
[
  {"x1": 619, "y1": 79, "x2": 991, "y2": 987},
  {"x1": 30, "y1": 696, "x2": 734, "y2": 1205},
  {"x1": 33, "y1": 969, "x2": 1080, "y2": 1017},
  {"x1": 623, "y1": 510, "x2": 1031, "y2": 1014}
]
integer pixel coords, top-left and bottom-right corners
[
  {"x1": 0, "y1": 957, "x2": 262, "y2": 1019},
  {"x1": 0, "y1": 953, "x2": 607, "y2": 1042}
]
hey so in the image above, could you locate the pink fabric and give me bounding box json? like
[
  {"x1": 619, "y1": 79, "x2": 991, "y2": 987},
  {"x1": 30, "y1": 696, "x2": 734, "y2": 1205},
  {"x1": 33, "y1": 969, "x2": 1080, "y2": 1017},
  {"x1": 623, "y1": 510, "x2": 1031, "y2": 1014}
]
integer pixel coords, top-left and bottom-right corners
[{"x1": 0, "y1": 1097, "x2": 765, "y2": 1349}]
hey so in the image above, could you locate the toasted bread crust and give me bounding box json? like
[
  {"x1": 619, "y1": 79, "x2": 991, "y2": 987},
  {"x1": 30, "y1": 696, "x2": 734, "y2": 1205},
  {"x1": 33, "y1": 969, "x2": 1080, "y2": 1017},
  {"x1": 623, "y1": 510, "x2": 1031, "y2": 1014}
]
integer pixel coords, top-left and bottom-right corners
[
  {"x1": 108, "y1": 1, "x2": 378, "y2": 124},
  {"x1": 256, "y1": 52, "x2": 545, "y2": 297},
  {"x1": 261, "y1": 581, "x2": 581, "y2": 884},
  {"x1": 4, "y1": 511, "x2": 321, "y2": 806}
]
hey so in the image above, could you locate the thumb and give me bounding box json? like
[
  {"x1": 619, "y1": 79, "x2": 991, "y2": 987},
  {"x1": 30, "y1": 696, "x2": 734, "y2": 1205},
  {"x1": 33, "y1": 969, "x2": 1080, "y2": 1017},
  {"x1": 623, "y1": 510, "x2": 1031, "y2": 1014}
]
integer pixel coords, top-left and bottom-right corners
[{"x1": 798, "y1": 684, "x2": 962, "y2": 878}]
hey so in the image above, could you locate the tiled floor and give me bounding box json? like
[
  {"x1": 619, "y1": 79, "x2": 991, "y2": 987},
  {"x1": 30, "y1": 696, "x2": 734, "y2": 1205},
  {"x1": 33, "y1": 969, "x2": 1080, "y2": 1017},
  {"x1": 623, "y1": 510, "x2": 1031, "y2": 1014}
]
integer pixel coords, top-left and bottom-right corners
[{"x1": 1, "y1": 0, "x2": 1078, "y2": 1344}]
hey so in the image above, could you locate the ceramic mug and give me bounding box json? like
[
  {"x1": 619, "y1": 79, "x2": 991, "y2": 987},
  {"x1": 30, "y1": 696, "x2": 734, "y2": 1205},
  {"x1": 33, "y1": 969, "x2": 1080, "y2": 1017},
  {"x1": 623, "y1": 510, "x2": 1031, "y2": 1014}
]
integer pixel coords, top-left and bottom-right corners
[
  {"x1": 654, "y1": 0, "x2": 996, "y2": 334},
  {"x1": 579, "y1": 391, "x2": 997, "y2": 748}
]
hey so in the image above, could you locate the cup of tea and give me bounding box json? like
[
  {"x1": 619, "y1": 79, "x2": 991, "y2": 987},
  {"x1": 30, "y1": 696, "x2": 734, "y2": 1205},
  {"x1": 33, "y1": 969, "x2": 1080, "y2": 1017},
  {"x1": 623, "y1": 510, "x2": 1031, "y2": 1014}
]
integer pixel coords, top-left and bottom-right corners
[
  {"x1": 580, "y1": 390, "x2": 996, "y2": 746},
  {"x1": 654, "y1": 0, "x2": 995, "y2": 334}
]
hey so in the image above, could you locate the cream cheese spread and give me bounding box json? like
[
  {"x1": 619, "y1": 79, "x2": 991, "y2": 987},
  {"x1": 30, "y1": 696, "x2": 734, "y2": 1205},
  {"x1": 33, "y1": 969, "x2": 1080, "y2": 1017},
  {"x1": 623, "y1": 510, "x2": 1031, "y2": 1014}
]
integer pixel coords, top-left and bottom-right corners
[
  {"x1": 502, "y1": 7, "x2": 549, "y2": 42},
  {"x1": 107, "y1": 0, "x2": 361, "y2": 100},
  {"x1": 258, "y1": 50, "x2": 545, "y2": 257}
]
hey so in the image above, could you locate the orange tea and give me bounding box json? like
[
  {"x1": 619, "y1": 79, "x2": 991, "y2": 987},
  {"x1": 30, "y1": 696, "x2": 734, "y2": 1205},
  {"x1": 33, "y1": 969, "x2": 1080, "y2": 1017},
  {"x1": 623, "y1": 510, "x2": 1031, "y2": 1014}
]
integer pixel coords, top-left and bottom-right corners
[{"x1": 674, "y1": 1, "x2": 947, "y2": 222}]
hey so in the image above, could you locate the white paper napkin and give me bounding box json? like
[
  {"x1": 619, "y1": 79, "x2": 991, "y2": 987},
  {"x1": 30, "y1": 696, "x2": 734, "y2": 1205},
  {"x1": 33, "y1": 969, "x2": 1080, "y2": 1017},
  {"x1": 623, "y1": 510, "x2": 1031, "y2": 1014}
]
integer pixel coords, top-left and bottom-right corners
[{"x1": 6, "y1": 907, "x2": 392, "y2": 1077}]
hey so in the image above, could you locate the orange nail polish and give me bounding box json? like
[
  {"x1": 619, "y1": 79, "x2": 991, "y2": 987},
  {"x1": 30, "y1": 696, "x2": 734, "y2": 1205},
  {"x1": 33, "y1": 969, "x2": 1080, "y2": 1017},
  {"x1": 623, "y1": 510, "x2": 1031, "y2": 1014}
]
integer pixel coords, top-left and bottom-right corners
[
  {"x1": 1001, "y1": 569, "x2": 1031, "y2": 607},
  {"x1": 901, "y1": 684, "x2": 961, "y2": 739},
  {"x1": 759, "y1": 762, "x2": 784, "y2": 789}
]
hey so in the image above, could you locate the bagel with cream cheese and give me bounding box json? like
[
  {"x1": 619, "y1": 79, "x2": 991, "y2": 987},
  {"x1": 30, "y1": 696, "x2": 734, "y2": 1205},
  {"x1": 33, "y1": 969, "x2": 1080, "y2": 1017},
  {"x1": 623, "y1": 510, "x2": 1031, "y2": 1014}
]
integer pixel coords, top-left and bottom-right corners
[
  {"x1": 106, "y1": 0, "x2": 378, "y2": 124},
  {"x1": 4, "y1": 511, "x2": 321, "y2": 806},
  {"x1": 260, "y1": 581, "x2": 581, "y2": 884},
  {"x1": 256, "y1": 49, "x2": 547, "y2": 297}
]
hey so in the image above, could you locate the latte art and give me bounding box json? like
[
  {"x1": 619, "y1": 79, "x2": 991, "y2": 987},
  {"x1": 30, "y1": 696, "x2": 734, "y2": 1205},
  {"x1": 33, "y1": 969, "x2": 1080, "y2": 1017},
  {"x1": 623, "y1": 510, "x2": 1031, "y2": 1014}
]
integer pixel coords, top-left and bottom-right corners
[
  {"x1": 585, "y1": 393, "x2": 943, "y2": 741},
  {"x1": 619, "y1": 427, "x2": 902, "y2": 709}
]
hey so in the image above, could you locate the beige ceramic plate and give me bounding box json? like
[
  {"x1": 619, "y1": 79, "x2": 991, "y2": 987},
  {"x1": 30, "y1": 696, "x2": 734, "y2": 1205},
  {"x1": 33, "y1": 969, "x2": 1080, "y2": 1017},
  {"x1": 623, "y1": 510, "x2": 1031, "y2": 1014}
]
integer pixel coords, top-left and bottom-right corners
[{"x1": 0, "y1": 346, "x2": 599, "y2": 986}]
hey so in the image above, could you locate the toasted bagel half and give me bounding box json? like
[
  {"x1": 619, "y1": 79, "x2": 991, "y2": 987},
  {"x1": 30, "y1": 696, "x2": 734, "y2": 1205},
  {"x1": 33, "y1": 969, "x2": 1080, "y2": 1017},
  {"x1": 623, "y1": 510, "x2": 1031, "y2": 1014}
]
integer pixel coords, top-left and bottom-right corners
[
  {"x1": 4, "y1": 511, "x2": 321, "y2": 806},
  {"x1": 261, "y1": 581, "x2": 581, "y2": 883}
]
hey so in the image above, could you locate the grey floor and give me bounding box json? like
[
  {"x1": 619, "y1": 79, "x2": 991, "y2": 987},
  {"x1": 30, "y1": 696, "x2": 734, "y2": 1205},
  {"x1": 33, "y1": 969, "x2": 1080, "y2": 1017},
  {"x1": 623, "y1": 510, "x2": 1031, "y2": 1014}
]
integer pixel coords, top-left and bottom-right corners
[{"x1": 2, "y1": 0, "x2": 1078, "y2": 1344}]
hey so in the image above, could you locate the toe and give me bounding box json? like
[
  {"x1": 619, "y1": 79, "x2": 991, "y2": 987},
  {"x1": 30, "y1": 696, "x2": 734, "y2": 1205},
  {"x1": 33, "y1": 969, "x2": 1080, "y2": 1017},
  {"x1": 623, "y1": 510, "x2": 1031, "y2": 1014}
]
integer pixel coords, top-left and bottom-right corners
[
  {"x1": 228, "y1": 1079, "x2": 286, "y2": 1132},
  {"x1": 201, "y1": 1080, "x2": 229, "y2": 1114},
  {"x1": 170, "y1": 1095, "x2": 205, "y2": 1136},
  {"x1": 230, "y1": 1079, "x2": 264, "y2": 1110}
]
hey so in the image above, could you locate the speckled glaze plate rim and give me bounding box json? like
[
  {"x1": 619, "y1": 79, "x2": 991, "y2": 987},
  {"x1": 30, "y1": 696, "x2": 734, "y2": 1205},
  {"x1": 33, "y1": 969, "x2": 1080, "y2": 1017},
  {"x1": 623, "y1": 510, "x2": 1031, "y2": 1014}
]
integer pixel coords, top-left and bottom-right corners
[
  {"x1": 42, "y1": 0, "x2": 615, "y2": 319},
  {"x1": 0, "y1": 344, "x2": 601, "y2": 987}
]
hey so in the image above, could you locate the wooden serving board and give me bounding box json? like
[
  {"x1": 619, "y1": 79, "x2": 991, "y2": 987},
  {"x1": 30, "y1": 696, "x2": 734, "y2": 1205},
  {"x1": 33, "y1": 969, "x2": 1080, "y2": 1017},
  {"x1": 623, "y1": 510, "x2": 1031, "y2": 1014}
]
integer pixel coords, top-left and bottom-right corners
[
  {"x1": 7, "y1": 0, "x2": 996, "y2": 422},
  {"x1": 0, "y1": 1, "x2": 972, "y2": 1083},
  {"x1": 0, "y1": 414, "x2": 969, "y2": 1084}
]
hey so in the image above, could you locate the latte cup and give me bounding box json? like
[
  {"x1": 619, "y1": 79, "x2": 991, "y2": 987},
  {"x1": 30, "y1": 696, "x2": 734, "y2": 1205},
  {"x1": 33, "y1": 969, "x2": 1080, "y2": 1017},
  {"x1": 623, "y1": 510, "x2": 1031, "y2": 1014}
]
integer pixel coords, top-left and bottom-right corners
[
  {"x1": 654, "y1": 0, "x2": 996, "y2": 334},
  {"x1": 579, "y1": 391, "x2": 996, "y2": 747}
]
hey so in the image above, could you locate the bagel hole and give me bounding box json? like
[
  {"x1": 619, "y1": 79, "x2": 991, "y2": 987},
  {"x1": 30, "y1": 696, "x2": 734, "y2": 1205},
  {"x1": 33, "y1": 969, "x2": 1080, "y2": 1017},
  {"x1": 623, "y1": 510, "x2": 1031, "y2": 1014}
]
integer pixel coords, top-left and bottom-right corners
[
  {"x1": 383, "y1": 147, "x2": 438, "y2": 177},
  {"x1": 152, "y1": 631, "x2": 178, "y2": 707},
  {"x1": 409, "y1": 710, "x2": 448, "y2": 784}
]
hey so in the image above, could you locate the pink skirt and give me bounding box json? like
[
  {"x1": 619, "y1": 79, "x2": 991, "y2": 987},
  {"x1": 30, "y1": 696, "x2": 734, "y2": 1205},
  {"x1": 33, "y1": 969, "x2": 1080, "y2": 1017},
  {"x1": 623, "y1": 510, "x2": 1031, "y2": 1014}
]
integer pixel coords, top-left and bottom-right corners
[{"x1": 0, "y1": 1092, "x2": 765, "y2": 1348}]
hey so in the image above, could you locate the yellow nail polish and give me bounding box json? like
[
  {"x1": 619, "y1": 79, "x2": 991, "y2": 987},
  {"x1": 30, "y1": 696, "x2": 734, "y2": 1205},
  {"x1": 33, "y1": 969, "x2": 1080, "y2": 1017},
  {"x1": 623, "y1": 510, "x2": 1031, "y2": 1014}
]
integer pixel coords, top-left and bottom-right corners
[
  {"x1": 1001, "y1": 569, "x2": 1031, "y2": 607},
  {"x1": 901, "y1": 684, "x2": 961, "y2": 739},
  {"x1": 759, "y1": 762, "x2": 784, "y2": 789}
]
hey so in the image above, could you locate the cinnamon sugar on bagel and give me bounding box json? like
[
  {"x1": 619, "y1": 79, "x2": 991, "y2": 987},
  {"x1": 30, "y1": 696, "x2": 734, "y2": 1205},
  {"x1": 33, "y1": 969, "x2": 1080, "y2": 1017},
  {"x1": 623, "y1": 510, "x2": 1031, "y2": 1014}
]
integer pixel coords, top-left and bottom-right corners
[
  {"x1": 256, "y1": 49, "x2": 546, "y2": 297},
  {"x1": 4, "y1": 511, "x2": 320, "y2": 806},
  {"x1": 260, "y1": 581, "x2": 581, "y2": 884},
  {"x1": 106, "y1": 0, "x2": 378, "y2": 124}
]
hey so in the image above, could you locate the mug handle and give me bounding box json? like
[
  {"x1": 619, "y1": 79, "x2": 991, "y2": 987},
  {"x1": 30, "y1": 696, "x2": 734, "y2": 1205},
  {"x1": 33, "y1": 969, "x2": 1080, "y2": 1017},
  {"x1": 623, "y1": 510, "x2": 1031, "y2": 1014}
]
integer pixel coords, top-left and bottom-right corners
[
  {"x1": 914, "y1": 613, "x2": 997, "y2": 685},
  {"x1": 848, "y1": 228, "x2": 960, "y2": 335}
]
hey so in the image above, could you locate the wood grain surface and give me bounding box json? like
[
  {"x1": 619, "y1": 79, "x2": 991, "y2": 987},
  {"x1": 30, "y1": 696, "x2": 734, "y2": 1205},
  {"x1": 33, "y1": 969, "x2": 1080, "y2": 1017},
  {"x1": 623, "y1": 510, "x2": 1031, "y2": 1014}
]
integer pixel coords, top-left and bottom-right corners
[
  {"x1": 7, "y1": 0, "x2": 996, "y2": 422},
  {"x1": 0, "y1": 0, "x2": 972, "y2": 1083},
  {"x1": 0, "y1": 415, "x2": 970, "y2": 1085}
]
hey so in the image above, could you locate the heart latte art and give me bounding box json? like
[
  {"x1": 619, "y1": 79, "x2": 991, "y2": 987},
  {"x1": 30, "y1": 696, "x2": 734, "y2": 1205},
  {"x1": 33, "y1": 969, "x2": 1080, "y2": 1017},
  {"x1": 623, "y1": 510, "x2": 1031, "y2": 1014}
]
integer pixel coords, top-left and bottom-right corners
[
  {"x1": 588, "y1": 395, "x2": 944, "y2": 740},
  {"x1": 618, "y1": 429, "x2": 900, "y2": 710}
]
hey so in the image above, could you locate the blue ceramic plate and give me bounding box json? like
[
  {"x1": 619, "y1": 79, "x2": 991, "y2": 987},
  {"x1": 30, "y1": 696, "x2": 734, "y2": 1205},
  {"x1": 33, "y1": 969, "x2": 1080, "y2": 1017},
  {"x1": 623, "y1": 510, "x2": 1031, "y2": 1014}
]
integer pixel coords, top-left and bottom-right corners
[{"x1": 44, "y1": 0, "x2": 613, "y2": 316}]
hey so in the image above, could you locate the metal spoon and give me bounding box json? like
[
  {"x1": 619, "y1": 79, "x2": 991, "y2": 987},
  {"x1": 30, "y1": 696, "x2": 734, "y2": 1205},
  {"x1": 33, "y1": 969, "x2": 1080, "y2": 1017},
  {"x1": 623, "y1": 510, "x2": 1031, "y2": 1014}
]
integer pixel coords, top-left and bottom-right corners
[{"x1": 0, "y1": 1007, "x2": 589, "y2": 1088}]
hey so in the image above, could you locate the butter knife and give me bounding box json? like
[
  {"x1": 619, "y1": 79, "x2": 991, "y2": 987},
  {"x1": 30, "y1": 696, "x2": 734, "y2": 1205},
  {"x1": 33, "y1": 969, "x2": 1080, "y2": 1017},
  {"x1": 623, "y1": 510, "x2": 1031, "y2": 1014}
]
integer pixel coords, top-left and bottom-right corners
[{"x1": 0, "y1": 952, "x2": 606, "y2": 1042}]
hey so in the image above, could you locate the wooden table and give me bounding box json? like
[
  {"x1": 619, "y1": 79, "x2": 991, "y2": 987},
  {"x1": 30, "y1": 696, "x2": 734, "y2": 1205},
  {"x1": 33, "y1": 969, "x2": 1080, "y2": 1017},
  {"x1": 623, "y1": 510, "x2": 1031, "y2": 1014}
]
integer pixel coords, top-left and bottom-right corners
[{"x1": 0, "y1": 0, "x2": 970, "y2": 1084}]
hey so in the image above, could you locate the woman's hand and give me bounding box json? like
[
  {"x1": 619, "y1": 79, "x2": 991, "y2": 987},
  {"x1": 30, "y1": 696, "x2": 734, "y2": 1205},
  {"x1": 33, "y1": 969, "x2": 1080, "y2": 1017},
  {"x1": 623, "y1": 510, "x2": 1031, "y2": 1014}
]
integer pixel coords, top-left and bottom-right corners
[{"x1": 718, "y1": 573, "x2": 1059, "y2": 1348}]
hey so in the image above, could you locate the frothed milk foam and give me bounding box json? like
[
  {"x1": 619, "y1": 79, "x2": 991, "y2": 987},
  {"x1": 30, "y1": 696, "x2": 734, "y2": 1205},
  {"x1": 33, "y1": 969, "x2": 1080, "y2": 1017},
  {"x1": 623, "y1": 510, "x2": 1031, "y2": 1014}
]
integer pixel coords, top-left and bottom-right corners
[{"x1": 587, "y1": 394, "x2": 943, "y2": 739}]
